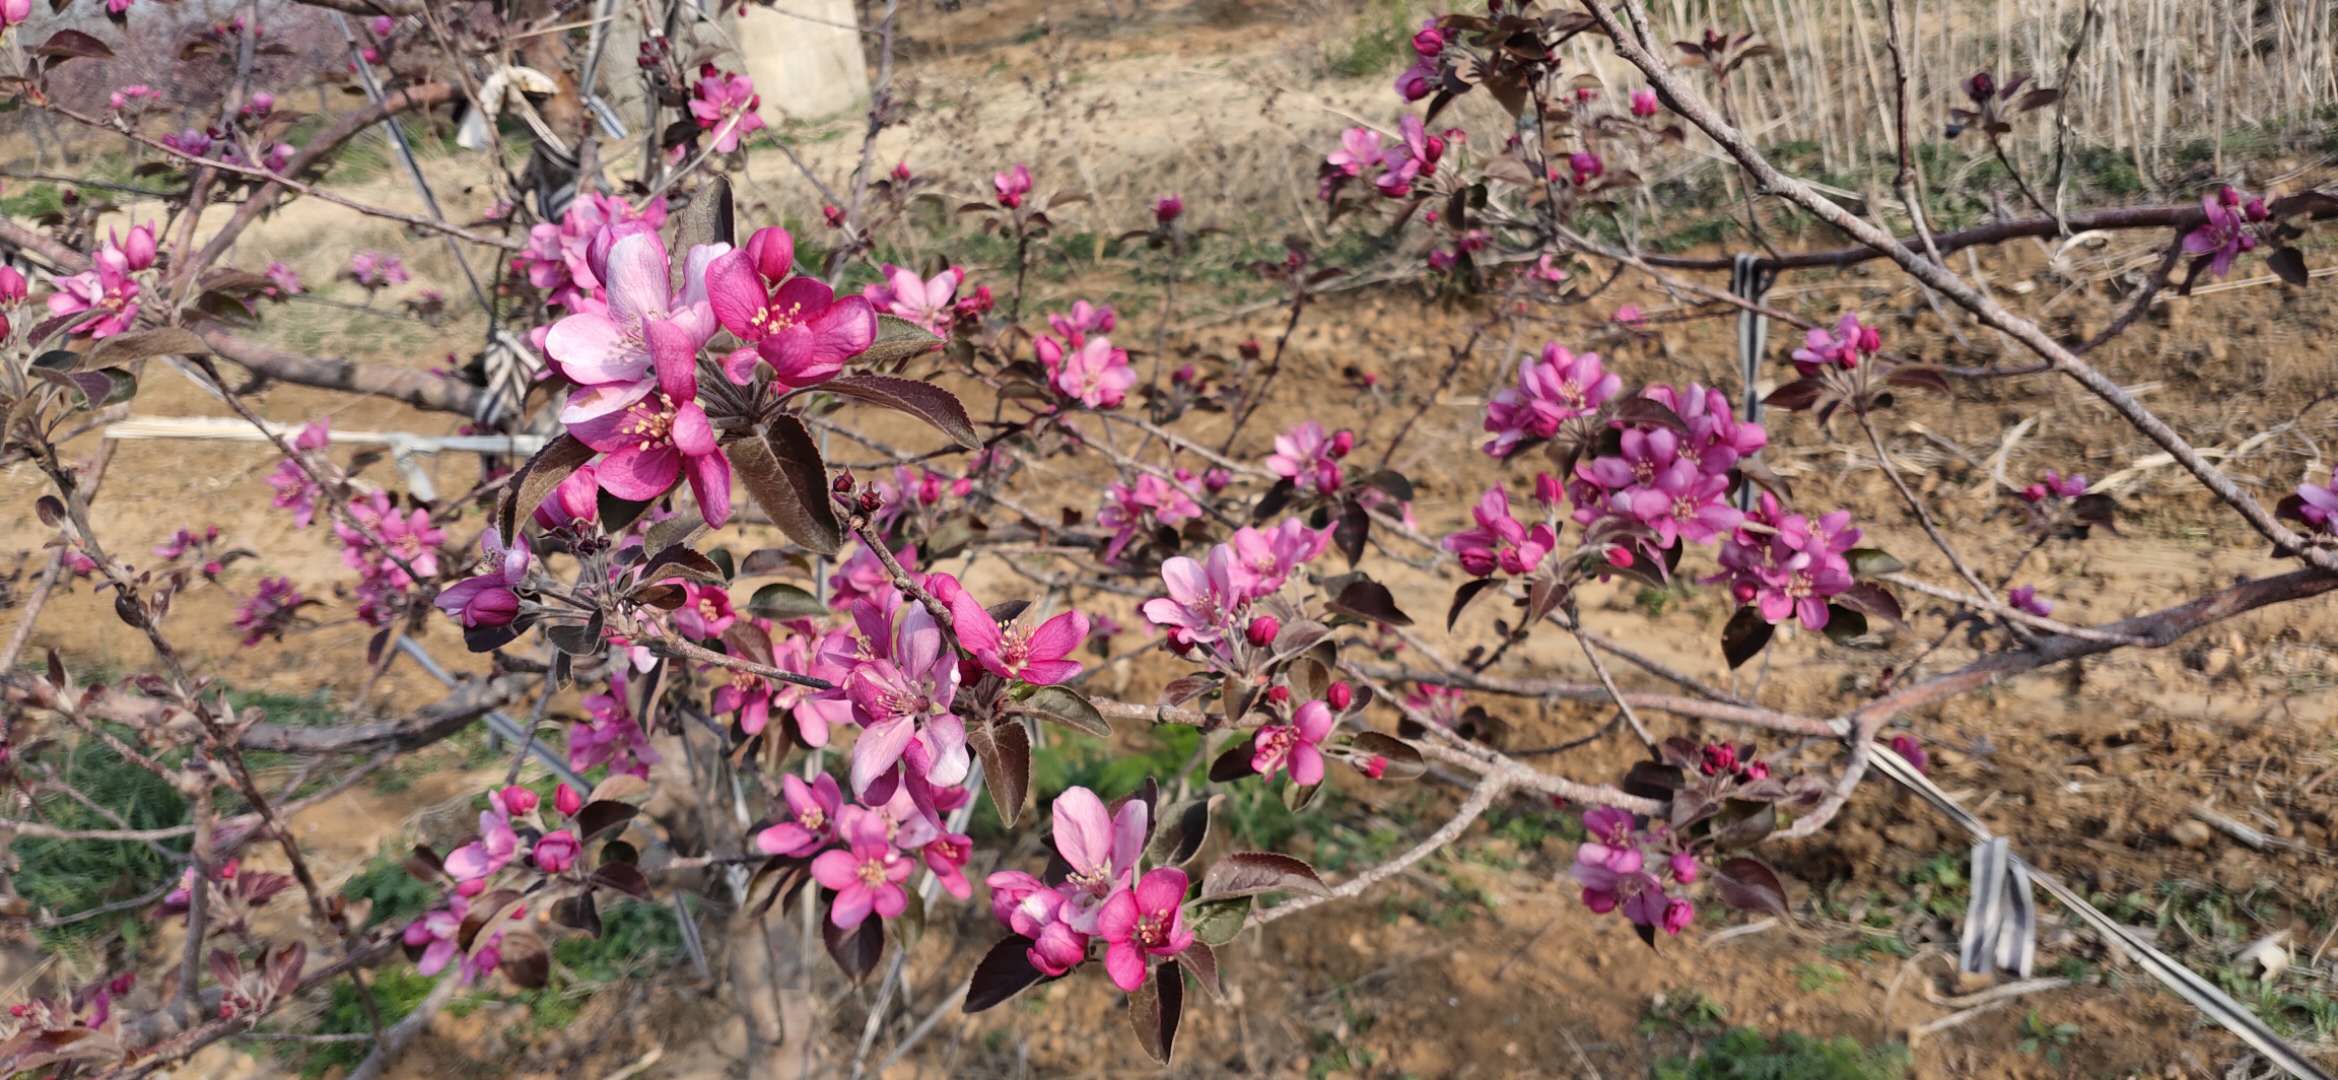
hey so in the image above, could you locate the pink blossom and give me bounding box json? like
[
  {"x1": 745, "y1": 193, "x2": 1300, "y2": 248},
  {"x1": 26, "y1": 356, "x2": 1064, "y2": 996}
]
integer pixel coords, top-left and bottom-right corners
[
  {"x1": 532, "y1": 462, "x2": 600, "y2": 529},
  {"x1": 844, "y1": 600, "x2": 966, "y2": 798},
  {"x1": 516, "y1": 193, "x2": 666, "y2": 310},
  {"x1": 232, "y1": 576, "x2": 307, "y2": 647},
  {"x1": 568, "y1": 317, "x2": 734, "y2": 527},
  {"x1": 1888, "y1": 734, "x2": 1930, "y2": 775},
  {"x1": 403, "y1": 899, "x2": 467, "y2": 976},
  {"x1": 434, "y1": 528, "x2": 529, "y2": 628},
  {"x1": 943, "y1": 580, "x2": 1089, "y2": 685},
  {"x1": 573, "y1": 672, "x2": 661, "y2": 778},
  {"x1": 1040, "y1": 335, "x2": 1135, "y2": 409},
  {"x1": 2021, "y1": 468, "x2": 2089, "y2": 503},
  {"x1": 810, "y1": 806, "x2": 913, "y2": 928},
  {"x1": 46, "y1": 231, "x2": 151, "y2": 339},
  {"x1": 829, "y1": 541, "x2": 916, "y2": 609},
  {"x1": 1252, "y1": 699, "x2": 1335, "y2": 785},
  {"x1": 346, "y1": 250, "x2": 409, "y2": 289},
  {"x1": 1266, "y1": 420, "x2": 1344, "y2": 495},
  {"x1": 2182, "y1": 186, "x2": 2264, "y2": 281},
  {"x1": 1627, "y1": 461, "x2": 1741, "y2": 548},
  {"x1": 263, "y1": 419, "x2": 329, "y2": 525},
  {"x1": 755, "y1": 773, "x2": 843, "y2": 857},
  {"x1": 2297, "y1": 470, "x2": 2338, "y2": 534},
  {"x1": 2006, "y1": 585, "x2": 2053, "y2": 616},
  {"x1": 1097, "y1": 867, "x2": 1194, "y2": 991},
  {"x1": 863, "y1": 264, "x2": 960, "y2": 335},
  {"x1": 532, "y1": 830, "x2": 579, "y2": 874},
  {"x1": 1326, "y1": 128, "x2": 1384, "y2": 178},
  {"x1": 546, "y1": 230, "x2": 720, "y2": 423},
  {"x1": 1482, "y1": 343, "x2": 1621, "y2": 458},
  {"x1": 1141, "y1": 544, "x2": 1245, "y2": 649},
  {"x1": 109, "y1": 83, "x2": 157, "y2": 110},
  {"x1": 1394, "y1": 58, "x2": 1437, "y2": 101},
  {"x1": 1569, "y1": 151, "x2": 1605, "y2": 187},
  {"x1": 1046, "y1": 301, "x2": 1117, "y2": 343},
  {"x1": 671, "y1": 581, "x2": 736, "y2": 639},
  {"x1": 443, "y1": 809, "x2": 520, "y2": 883},
  {"x1": 1443, "y1": 486, "x2": 1556, "y2": 577},
  {"x1": 705, "y1": 226, "x2": 876, "y2": 389},
  {"x1": 1051, "y1": 786, "x2": 1147, "y2": 929},
  {"x1": 922, "y1": 832, "x2": 974, "y2": 900},
  {"x1": 1098, "y1": 475, "x2": 1203, "y2": 562},
  {"x1": 1790, "y1": 312, "x2": 1880, "y2": 375},
  {"x1": 261, "y1": 261, "x2": 302, "y2": 297},
  {"x1": 992, "y1": 164, "x2": 1033, "y2": 209},
  {"x1": 688, "y1": 70, "x2": 765, "y2": 153},
  {"x1": 1227, "y1": 518, "x2": 1332, "y2": 599},
  {"x1": 336, "y1": 490, "x2": 442, "y2": 588}
]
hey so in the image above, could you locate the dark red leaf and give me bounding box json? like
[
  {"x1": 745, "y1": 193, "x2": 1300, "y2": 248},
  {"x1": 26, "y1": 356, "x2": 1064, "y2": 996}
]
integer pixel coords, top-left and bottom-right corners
[{"x1": 963, "y1": 935, "x2": 1049, "y2": 1013}]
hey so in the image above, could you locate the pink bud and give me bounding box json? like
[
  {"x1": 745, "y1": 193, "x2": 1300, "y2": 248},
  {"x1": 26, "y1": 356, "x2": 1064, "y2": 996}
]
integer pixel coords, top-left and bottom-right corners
[
  {"x1": 532, "y1": 830, "x2": 579, "y2": 874},
  {"x1": 1203, "y1": 468, "x2": 1232, "y2": 493},
  {"x1": 1245, "y1": 614, "x2": 1281, "y2": 647},
  {"x1": 1153, "y1": 194, "x2": 1183, "y2": 224},
  {"x1": 497, "y1": 785, "x2": 538, "y2": 817},
  {"x1": 1361, "y1": 755, "x2": 1388, "y2": 780},
  {"x1": 0, "y1": 0, "x2": 28, "y2": 27},
  {"x1": 1171, "y1": 364, "x2": 1196, "y2": 385},
  {"x1": 822, "y1": 204, "x2": 846, "y2": 228},
  {"x1": 1668, "y1": 851, "x2": 1699, "y2": 884},
  {"x1": 744, "y1": 226, "x2": 795, "y2": 282},
  {"x1": 893, "y1": 160, "x2": 912, "y2": 181},
  {"x1": 368, "y1": 15, "x2": 395, "y2": 35},
  {"x1": 1325, "y1": 682, "x2": 1353, "y2": 710},
  {"x1": 120, "y1": 225, "x2": 157, "y2": 271},
  {"x1": 1264, "y1": 685, "x2": 1290, "y2": 705},
  {"x1": 554, "y1": 782, "x2": 583, "y2": 817},
  {"x1": 1328, "y1": 429, "x2": 1355, "y2": 458},
  {"x1": 0, "y1": 265, "x2": 26, "y2": 303},
  {"x1": 1605, "y1": 545, "x2": 1635, "y2": 569},
  {"x1": 1631, "y1": 88, "x2": 1660, "y2": 117}
]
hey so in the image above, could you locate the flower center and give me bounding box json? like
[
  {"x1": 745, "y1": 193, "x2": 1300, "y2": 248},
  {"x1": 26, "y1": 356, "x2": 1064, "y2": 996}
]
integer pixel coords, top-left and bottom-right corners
[
  {"x1": 622, "y1": 394, "x2": 678, "y2": 452},
  {"x1": 1066, "y1": 865, "x2": 1114, "y2": 897},
  {"x1": 698, "y1": 598, "x2": 723, "y2": 623},
  {"x1": 1786, "y1": 572, "x2": 1813, "y2": 599},
  {"x1": 798, "y1": 806, "x2": 825, "y2": 830},
  {"x1": 855, "y1": 857, "x2": 887, "y2": 887},
  {"x1": 1136, "y1": 912, "x2": 1168, "y2": 948}
]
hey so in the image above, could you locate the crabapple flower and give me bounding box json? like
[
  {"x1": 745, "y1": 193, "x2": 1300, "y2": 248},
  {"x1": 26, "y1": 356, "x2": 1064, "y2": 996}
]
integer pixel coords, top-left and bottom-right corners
[
  {"x1": 1569, "y1": 151, "x2": 1604, "y2": 186},
  {"x1": 845, "y1": 601, "x2": 967, "y2": 797},
  {"x1": 688, "y1": 69, "x2": 765, "y2": 153},
  {"x1": 1266, "y1": 420, "x2": 1345, "y2": 495},
  {"x1": 1711, "y1": 495, "x2": 1861, "y2": 629},
  {"x1": 569, "y1": 318, "x2": 734, "y2": 526},
  {"x1": 1098, "y1": 867, "x2": 1195, "y2": 991},
  {"x1": 1153, "y1": 194, "x2": 1183, "y2": 224},
  {"x1": 1889, "y1": 734, "x2": 1930, "y2": 775},
  {"x1": 1098, "y1": 475, "x2": 1203, "y2": 563},
  {"x1": 810, "y1": 806, "x2": 913, "y2": 928},
  {"x1": 47, "y1": 229, "x2": 154, "y2": 339},
  {"x1": 547, "y1": 231, "x2": 720, "y2": 423},
  {"x1": 233, "y1": 577, "x2": 307, "y2": 647},
  {"x1": 1629, "y1": 462, "x2": 1741, "y2": 548},
  {"x1": 517, "y1": 193, "x2": 665, "y2": 310},
  {"x1": 755, "y1": 773, "x2": 843, "y2": 857},
  {"x1": 1482, "y1": 343, "x2": 1621, "y2": 458},
  {"x1": 2019, "y1": 468, "x2": 2089, "y2": 503},
  {"x1": 993, "y1": 164, "x2": 1033, "y2": 209},
  {"x1": 1040, "y1": 334, "x2": 1135, "y2": 409},
  {"x1": 1395, "y1": 58, "x2": 1437, "y2": 101},
  {"x1": 1051, "y1": 786, "x2": 1147, "y2": 929},
  {"x1": 110, "y1": 83, "x2": 157, "y2": 110},
  {"x1": 554, "y1": 783, "x2": 584, "y2": 817},
  {"x1": 1443, "y1": 487, "x2": 1556, "y2": 577},
  {"x1": 671, "y1": 581, "x2": 737, "y2": 639},
  {"x1": 2183, "y1": 186, "x2": 2266, "y2": 281},
  {"x1": 1047, "y1": 301, "x2": 1116, "y2": 343},
  {"x1": 863, "y1": 264, "x2": 960, "y2": 335},
  {"x1": 2297, "y1": 470, "x2": 2338, "y2": 534},
  {"x1": 1631, "y1": 88, "x2": 1660, "y2": 116},
  {"x1": 1253, "y1": 699, "x2": 1336, "y2": 785},
  {"x1": 1227, "y1": 518, "x2": 1332, "y2": 599},
  {"x1": 943, "y1": 581, "x2": 1090, "y2": 684},
  {"x1": 922, "y1": 832, "x2": 974, "y2": 900},
  {"x1": 574, "y1": 673, "x2": 661, "y2": 779},
  {"x1": 2006, "y1": 585, "x2": 2053, "y2": 616},
  {"x1": 533, "y1": 830, "x2": 579, "y2": 874},
  {"x1": 705, "y1": 226, "x2": 876, "y2": 388},
  {"x1": 443, "y1": 809, "x2": 519, "y2": 884},
  {"x1": 532, "y1": 462, "x2": 600, "y2": 529},
  {"x1": 434, "y1": 528, "x2": 529, "y2": 628},
  {"x1": 346, "y1": 250, "x2": 408, "y2": 289},
  {"x1": 403, "y1": 900, "x2": 467, "y2": 976},
  {"x1": 1326, "y1": 127, "x2": 1383, "y2": 178},
  {"x1": 1791, "y1": 312, "x2": 1880, "y2": 375},
  {"x1": 1141, "y1": 544, "x2": 1245, "y2": 648}
]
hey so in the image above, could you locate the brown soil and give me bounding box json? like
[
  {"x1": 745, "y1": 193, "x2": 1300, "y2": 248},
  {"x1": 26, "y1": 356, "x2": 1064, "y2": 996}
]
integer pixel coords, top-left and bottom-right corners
[{"x1": 8, "y1": 1, "x2": 2338, "y2": 1078}]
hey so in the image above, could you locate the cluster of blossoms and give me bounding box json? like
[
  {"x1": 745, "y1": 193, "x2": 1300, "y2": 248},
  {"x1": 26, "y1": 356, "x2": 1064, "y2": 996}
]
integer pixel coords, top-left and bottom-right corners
[
  {"x1": 515, "y1": 193, "x2": 667, "y2": 310},
  {"x1": 986, "y1": 788, "x2": 1193, "y2": 990},
  {"x1": 992, "y1": 164, "x2": 1033, "y2": 209},
  {"x1": 264, "y1": 419, "x2": 331, "y2": 526},
  {"x1": 345, "y1": 250, "x2": 409, "y2": 292},
  {"x1": 1790, "y1": 312, "x2": 1881, "y2": 375},
  {"x1": 402, "y1": 784, "x2": 587, "y2": 983},
  {"x1": 1568, "y1": 383, "x2": 1770, "y2": 557},
  {"x1": 1444, "y1": 485, "x2": 1556, "y2": 578},
  {"x1": 0, "y1": 973, "x2": 133, "y2": 1049},
  {"x1": 232, "y1": 576, "x2": 309, "y2": 646},
  {"x1": 47, "y1": 224, "x2": 157, "y2": 339},
  {"x1": 1321, "y1": 115, "x2": 1450, "y2": 202},
  {"x1": 153, "y1": 524, "x2": 230, "y2": 579},
  {"x1": 575, "y1": 668, "x2": 661, "y2": 778},
  {"x1": 1097, "y1": 474, "x2": 1204, "y2": 562},
  {"x1": 1033, "y1": 302, "x2": 1134, "y2": 410},
  {"x1": 333, "y1": 491, "x2": 444, "y2": 627},
  {"x1": 2184, "y1": 185, "x2": 2272, "y2": 281},
  {"x1": 1253, "y1": 683, "x2": 1356, "y2": 785},
  {"x1": 1265, "y1": 420, "x2": 1353, "y2": 496},
  {"x1": 1481, "y1": 344, "x2": 1622, "y2": 458},
  {"x1": 1570, "y1": 806, "x2": 1699, "y2": 936},
  {"x1": 2019, "y1": 467, "x2": 2089, "y2": 504},
  {"x1": 1710, "y1": 493, "x2": 1860, "y2": 630},
  {"x1": 1141, "y1": 518, "x2": 1332, "y2": 664},
  {"x1": 687, "y1": 65, "x2": 766, "y2": 155},
  {"x1": 1394, "y1": 17, "x2": 1444, "y2": 101}
]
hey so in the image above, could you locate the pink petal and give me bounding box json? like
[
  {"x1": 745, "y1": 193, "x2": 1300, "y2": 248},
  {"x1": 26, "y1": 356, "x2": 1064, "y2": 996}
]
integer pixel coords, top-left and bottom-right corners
[
  {"x1": 558, "y1": 378, "x2": 653, "y2": 426},
  {"x1": 1051, "y1": 786, "x2": 1111, "y2": 872},
  {"x1": 1135, "y1": 867, "x2": 1188, "y2": 913},
  {"x1": 671, "y1": 403, "x2": 717, "y2": 456},
  {"x1": 810, "y1": 849, "x2": 859, "y2": 889},
  {"x1": 646, "y1": 318, "x2": 700, "y2": 401},
  {"x1": 829, "y1": 883, "x2": 873, "y2": 928},
  {"x1": 946, "y1": 589, "x2": 1004, "y2": 653},
  {"x1": 602, "y1": 232, "x2": 671, "y2": 328},
  {"x1": 544, "y1": 311, "x2": 641, "y2": 385},
  {"x1": 1016, "y1": 659, "x2": 1083, "y2": 685},
  {"x1": 808, "y1": 297, "x2": 878, "y2": 359},
  {"x1": 704, "y1": 249, "x2": 767, "y2": 338},
  {"x1": 1025, "y1": 610, "x2": 1088, "y2": 661},
  {"x1": 756, "y1": 822, "x2": 816, "y2": 856},
  {"x1": 851, "y1": 716, "x2": 916, "y2": 797},
  {"x1": 1104, "y1": 941, "x2": 1146, "y2": 992},
  {"x1": 685, "y1": 443, "x2": 732, "y2": 528},
  {"x1": 1290, "y1": 743, "x2": 1325, "y2": 786},
  {"x1": 871, "y1": 882, "x2": 907, "y2": 920},
  {"x1": 1096, "y1": 888, "x2": 1139, "y2": 940},
  {"x1": 595, "y1": 446, "x2": 682, "y2": 501}
]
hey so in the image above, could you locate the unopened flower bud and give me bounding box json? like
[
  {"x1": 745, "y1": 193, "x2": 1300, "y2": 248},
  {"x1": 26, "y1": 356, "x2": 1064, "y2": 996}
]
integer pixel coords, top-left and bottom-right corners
[
  {"x1": 1264, "y1": 685, "x2": 1290, "y2": 705},
  {"x1": 1325, "y1": 681, "x2": 1353, "y2": 710},
  {"x1": 554, "y1": 782, "x2": 583, "y2": 817},
  {"x1": 498, "y1": 785, "x2": 538, "y2": 816},
  {"x1": 832, "y1": 471, "x2": 856, "y2": 494},
  {"x1": 1245, "y1": 614, "x2": 1280, "y2": 647},
  {"x1": 1361, "y1": 755, "x2": 1389, "y2": 780},
  {"x1": 1328, "y1": 430, "x2": 1355, "y2": 458}
]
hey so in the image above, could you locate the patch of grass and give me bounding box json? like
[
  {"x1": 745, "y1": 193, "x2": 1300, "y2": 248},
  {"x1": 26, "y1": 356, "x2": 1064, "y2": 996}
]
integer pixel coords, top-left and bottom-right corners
[
  {"x1": 1641, "y1": 990, "x2": 1730, "y2": 1038},
  {"x1": 1655, "y1": 1027, "x2": 1908, "y2": 1080},
  {"x1": 17, "y1": 729, "x2": 189, "y2": 948},
  {"x1": 342, "y1": 852, "x2": 438, "y2": 931},
  {"x1": 2015, "y1": 1010, "x2": 2080, "y2": 1065},
  {"x1": 284, "y1": 966, "x2": 438, "y2": 1078},
  {"x1": 1794, "y1": 961, "x2": 1849, "y2": 994}
]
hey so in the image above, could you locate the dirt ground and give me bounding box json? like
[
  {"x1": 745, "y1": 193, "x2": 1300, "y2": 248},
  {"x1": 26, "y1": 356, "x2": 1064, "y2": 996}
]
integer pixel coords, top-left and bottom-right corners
[{"x1": 7, "y1": 1, "x2": 2338, "y2": 1077}]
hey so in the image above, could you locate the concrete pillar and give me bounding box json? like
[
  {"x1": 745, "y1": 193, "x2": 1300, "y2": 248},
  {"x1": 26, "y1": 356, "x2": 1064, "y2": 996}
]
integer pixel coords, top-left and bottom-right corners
[{"x1": 732, "y1": 0, "x2": 871, "y2": 121}]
